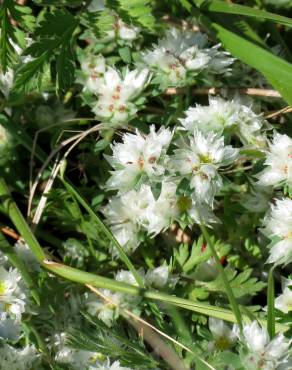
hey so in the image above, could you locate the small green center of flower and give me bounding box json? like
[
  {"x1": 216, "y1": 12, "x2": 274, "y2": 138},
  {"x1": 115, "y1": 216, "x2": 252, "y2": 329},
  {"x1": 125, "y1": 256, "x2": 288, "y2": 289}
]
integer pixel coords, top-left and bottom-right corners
[
  {"x1": 215, "y1": 337, "x2": 232, "y2": 351},
  {"x1": 177, "y1": 196, "x2": 192, "y2": 212},
  {"x1": 198, "y1": 153, "x2": 212, "y2": 163},
  {"x1": 0, "y1": 281, "x2": 6, "y2": 295}
]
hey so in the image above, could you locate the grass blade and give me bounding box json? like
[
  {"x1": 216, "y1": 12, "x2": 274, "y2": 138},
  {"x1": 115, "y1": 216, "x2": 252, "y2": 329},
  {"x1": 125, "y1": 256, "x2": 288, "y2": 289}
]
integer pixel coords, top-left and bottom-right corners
[{"x1": 267, "y1": 267, "x2": 275, "y2": 339}]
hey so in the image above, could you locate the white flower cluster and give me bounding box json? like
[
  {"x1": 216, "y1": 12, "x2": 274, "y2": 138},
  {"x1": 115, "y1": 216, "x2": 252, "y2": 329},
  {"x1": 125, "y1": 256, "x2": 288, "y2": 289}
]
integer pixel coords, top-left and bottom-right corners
[
  {"x1": 142, "y1": 28, "x2": 234, "y2": 87},
  {"x1": 258, "y1": 133, "x2": 292, "y2": 188},
  {"x1": 0, "y1": 344, "x2": 39, "y2": 370},
  {"x1": 180, "y1": 96, "x2": 268, "y2": 147},
  {"x1": 78, "y1": 54, "x2": 149, "y2": 126},
  {"x1": 103, "y1": 124, "x2": 237, "y2": 254},
  {"x1": 240, "y1": 321, "x2": 291, "y2": 370},
  {"x1": 208, "y1": 319, "x2": 292, "y2": 369},
  {"x1": 86, "y1": 267, "x2": 171, "y2": 326},
  {"x1": 261, "y1": 198, "x2": 292, "y2": 266},
  {"x1": 275, "y1": 278, "x2": 292, "y2": 314}
]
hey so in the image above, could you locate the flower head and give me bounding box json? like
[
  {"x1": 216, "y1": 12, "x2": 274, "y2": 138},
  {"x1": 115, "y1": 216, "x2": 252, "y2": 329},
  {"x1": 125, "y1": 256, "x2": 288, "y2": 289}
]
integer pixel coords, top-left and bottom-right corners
[
  {"x1": 240, "y1": 321, "x2": 291, "y2": 370},
  {"x1": 275, "y1": 278, "x2": 292, "y2": 314},
  {"x1": 258, "y1": 133, "x2": 292, "y2": 188},
  {"x1": 172, "y1": 130, "x2": 238, "y2": 205},
  {"x1": 105, "y1": 125, "x2": 172, "y2": 193},
  {"x1": 92, "y1": 67, "x2": 149, "y2": 125},
  {"x1": 77, "y1": 53, "x2": 106, "y2": 93},
  {"x1": 208, "y1": 318, "x2": 237, "y2": 351},
  {"x1": 0, "y1": 123, "x2": 13, "y2": 166},
  {"x1": 261, "y1": 198, "x2": 292, "y2": 266},
  {"x1": 179, "y1": 96, "x2": 267, "y2": 146},
  {"x1": 0, "y1": 266, "x2": 27, "y2": 320},
  {"x1": 142, "y1": 28, "x2": 233, "y2": 87}
]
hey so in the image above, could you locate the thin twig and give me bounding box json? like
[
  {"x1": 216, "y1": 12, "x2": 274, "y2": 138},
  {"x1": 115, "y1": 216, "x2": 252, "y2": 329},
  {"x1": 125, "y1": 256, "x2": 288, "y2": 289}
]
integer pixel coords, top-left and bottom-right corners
[
  {"x1": 265, "y1": 106, "x2": 292, "y2": 119},
  {"x1": 165, "y1": 87, "x2": 282, "y2": 98}
]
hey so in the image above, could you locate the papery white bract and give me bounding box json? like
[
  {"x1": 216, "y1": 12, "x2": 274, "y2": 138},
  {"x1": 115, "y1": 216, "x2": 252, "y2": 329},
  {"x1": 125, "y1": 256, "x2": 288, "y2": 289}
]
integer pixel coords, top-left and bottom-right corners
[
  {"x1": 180, "y1": 96, "x2": 267, "y2": 146},
  {"x1": 258, "y1": 133, "x2": 292, "y2": 188},
  {"x1": 275, "y1": 278, "x2": 292, "y2": 314},
  {"x1": 92, "y1": 67, "x2": 149, "y2": 125},
  {"x1": 172, "y1": 130, "x2": 238, "y2": 205},
  {"x1": 105, "y1": 125, "x2": 172, "y2": 193},
  {"x1": 142, "y1": 28, "x2": 233, "y2": 87},
  {"x1": 261, "y1": 198, "x2": 292, "y2": 266},
  {"x1": 239, "y1": 321, "x2": 291, "y2": 370}
]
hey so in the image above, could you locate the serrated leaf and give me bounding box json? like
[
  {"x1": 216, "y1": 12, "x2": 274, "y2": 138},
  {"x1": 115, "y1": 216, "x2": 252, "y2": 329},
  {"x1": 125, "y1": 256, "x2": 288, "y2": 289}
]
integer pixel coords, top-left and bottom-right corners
[{"x1": 201, "y1": 267, "x2": 266, "y2": 298}]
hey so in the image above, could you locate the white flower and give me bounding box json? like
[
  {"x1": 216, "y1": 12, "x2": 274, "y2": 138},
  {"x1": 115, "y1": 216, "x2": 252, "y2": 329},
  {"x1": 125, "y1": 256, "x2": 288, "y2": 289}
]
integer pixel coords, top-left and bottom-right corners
[
  {"x1": 89, "y1": 359, "x2": 133, "y2": 370},
  {"x1": 241, "y1": 183, "x2": 273, "y2": 213},
  {"x1": 0, "y1": 123, "x2": 12, "y2": 166},
  {"x1": 0, "y1": 344, "x2": 39, "y2": 370},
  {"x1": 114, "y1": 19, "x2": 140, "y2": 41},
  {"x1": 142, "y1": 28, "x2": 233, "y2": 87},
  {"x1": 261, "y1": 198, "x2": 292, "y2": 266},
  {"x1": 180, "y1": 96, "x2": 267, "y2": 146},
  {"x1": 208, "y1": 318, "x2": 237, "y2": 350},
  {"x1": 0, "y1": 313, "x2": 21, "y2": 341},
  {"x1": 0, "y1": 266, "x2": 27, "y2": 320},
  {"x1": 102, "y1": 191, "x2": 146, "y2": 254},
  {"x1": 14, "y1": 240, "x2": 40, "y2": 271},
  {"x1": 145, "y1": 266, "x2": 169, "y2": 288},
  {"x1": 144, "y1": 181, "x2": 179, "y2": 235},
  {"x1": 92, "y1": 67, "x2": 149, "y2": 125},
  {"x1": 172, "y1": 130, "x2": 238, "y2": 205},
  {"x1": 258, "y1": 133, "x2": 292, "y2": 188},
  {"x1": 105, "y1": 125, "x2": 172, "y2": 193},
  {"x1": 240, "y1": 321, "x2": 291, "y2": 370},
  {"x1": 78, "y1": 54, "x2": 106, "y2": 93},
  {"x1": 275, "y1": 278, "x2": 292, "y2": 314},
  {"x1": 85, "y1": 290, "x2": 121, "y2": 327},
  {"x1": 0, "y1": 68, "x2": 14, "y2": 97},
  {"x1": 56, "y1": 347, "x2": 101, "y2": 369}
]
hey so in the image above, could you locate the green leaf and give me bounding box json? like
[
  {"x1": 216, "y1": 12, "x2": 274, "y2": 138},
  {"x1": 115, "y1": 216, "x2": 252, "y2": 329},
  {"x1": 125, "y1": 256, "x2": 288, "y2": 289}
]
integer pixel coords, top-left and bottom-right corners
[
  {"x1": 0, "y1": 0, "x2": 35, "y2": 71},
  {"x1": 114, "y1": 0, "x2": 156, "y2": 31},
  {"x1": 13, "y1": 8, "x2": 78, "y2": 93},
  {"x1": 201, "y1": 268, "x2": 266, "y2": 298},
  {"x1": 194, "y1": 0, "x2": 292, "y2": 28}
]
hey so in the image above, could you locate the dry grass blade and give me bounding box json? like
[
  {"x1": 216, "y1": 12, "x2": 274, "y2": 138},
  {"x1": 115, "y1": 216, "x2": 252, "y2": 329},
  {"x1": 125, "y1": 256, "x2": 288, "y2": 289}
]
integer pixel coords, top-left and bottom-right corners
[
  {"x1": 265, "y1": 106, "x2": 292, "y2": 119},
  {"x1": 28, "y1": 124, "x2": 103, "y2": 221}
]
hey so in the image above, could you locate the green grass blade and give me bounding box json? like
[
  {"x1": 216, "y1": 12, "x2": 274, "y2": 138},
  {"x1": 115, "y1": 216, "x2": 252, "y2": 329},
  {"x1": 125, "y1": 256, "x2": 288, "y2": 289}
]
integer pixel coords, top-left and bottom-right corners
[
  {"x1": 200, "y1": 224, "x2": 243, "y2": 331},
  {"x1": 60, "y1": 177, "x2": 145, "y2": 288},
  {"x1": 194, "y1": 0, "x2": 292, "y2": 28}
]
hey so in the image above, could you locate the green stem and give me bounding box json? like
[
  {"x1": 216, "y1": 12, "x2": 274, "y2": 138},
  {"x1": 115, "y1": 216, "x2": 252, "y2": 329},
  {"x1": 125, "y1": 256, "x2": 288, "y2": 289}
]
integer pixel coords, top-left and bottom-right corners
[
  {"x1": 199, "y1": 224, "x2": 243, "y2": 331},
  {"x1": 267, "y1": 267, "x2": 275, "y2": 338}
]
